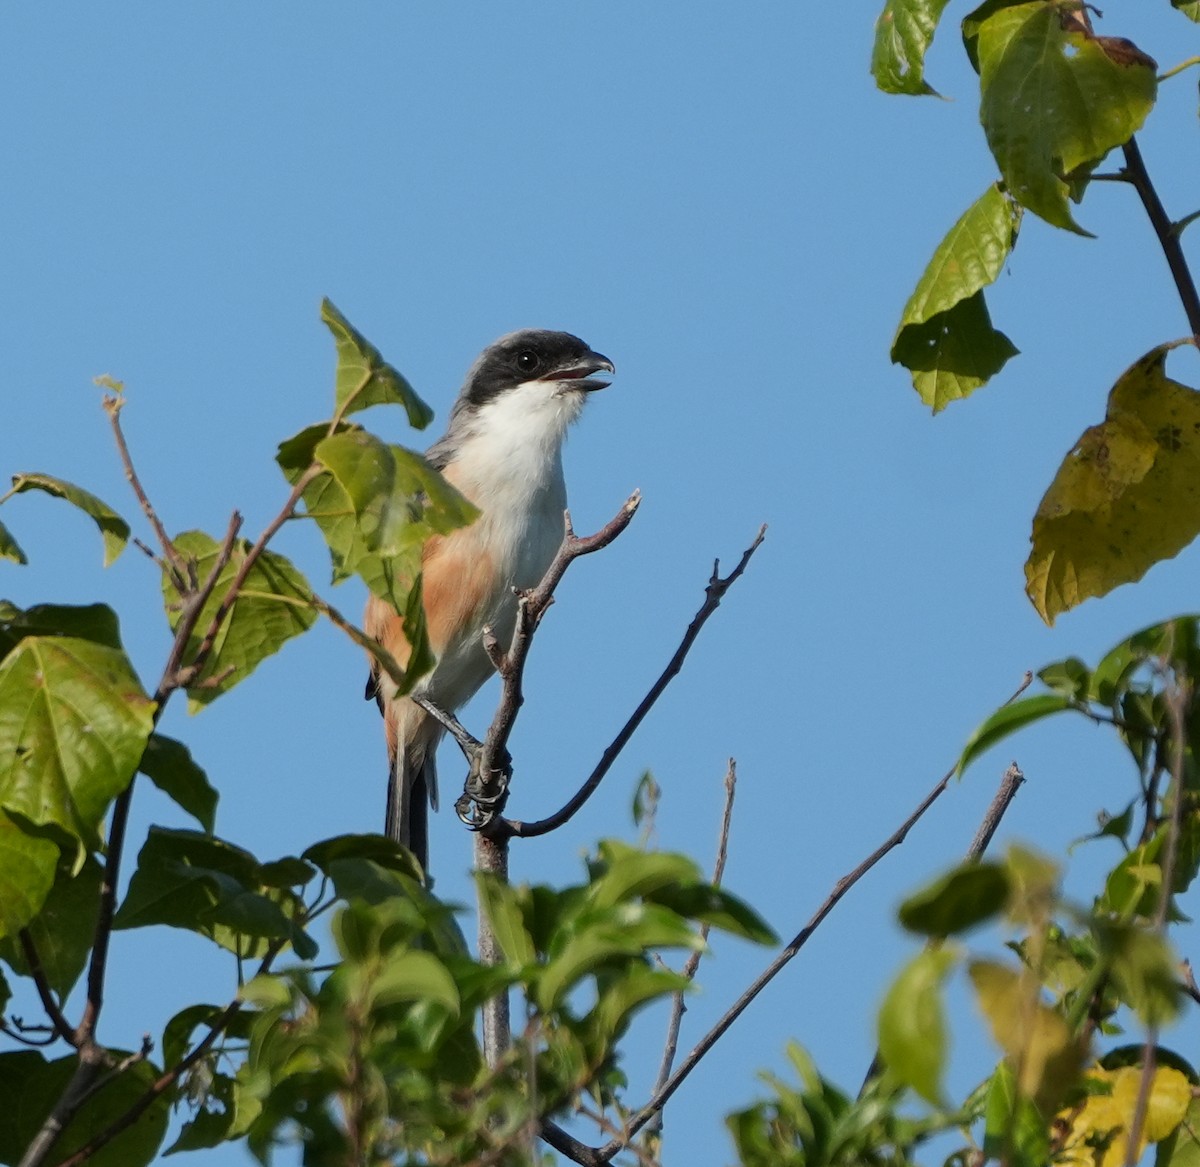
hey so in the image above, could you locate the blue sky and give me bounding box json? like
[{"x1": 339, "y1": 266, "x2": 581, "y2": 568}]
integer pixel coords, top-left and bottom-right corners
[{"x1": 3, "y1": 4, "x2": 1200, "y2": 1163}]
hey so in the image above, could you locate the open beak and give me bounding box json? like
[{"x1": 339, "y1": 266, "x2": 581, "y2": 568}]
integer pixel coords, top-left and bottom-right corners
[{"x1": 551, "y1": 351, "x2": 615, "y2": 392}]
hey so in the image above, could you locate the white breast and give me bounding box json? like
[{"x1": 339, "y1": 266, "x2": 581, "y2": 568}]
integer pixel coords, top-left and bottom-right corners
[{"x1": 421, "y1": 379, "x2": 585, "y2": 708}]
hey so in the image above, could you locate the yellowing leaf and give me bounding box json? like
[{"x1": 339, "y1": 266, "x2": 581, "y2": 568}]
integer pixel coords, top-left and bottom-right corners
[
  {"x1": 1026, "y1": 343, "x2": 1200, "y2": 624},
  {"x1": 969, "y1": 960, "x2": 1083, "y2": 1112},
  {"x1": 1058, "y1": 1065, "x2": 1191, "y2": 1167}
]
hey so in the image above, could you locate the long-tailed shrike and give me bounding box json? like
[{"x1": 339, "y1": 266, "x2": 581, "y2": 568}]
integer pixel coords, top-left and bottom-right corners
[{"x1": 364, "y1": 330, "x2": 615, "y2": 869}]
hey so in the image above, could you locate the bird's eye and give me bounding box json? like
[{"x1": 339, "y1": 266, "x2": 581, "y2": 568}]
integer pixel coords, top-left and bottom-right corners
[{"x1": 515, "y1": 350, "x2": 541, "y2": 374}]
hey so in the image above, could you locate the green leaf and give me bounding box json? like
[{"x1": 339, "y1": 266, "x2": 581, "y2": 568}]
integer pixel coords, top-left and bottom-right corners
[
  {"x1": 0, "y1": 520, "x2": 26, "y2": 565},
  {"x1": 589, "y1": 965, "x2": 689, "y2": 1042},
  {"x1": 162, "y1": 531, "x2": 317, "y2": 710},
  {"x1": 138, "y1": 734, "x2": 218, "y2": 832},
  {"x1": 899, "y1": 861, "x2": 1010, "y2": 936},
  {"x1": 7, "y1": 472, "x2": 130, "y2": 566},
  {"x1": 1173, "y1": 0, "x2": 1200, "y2": 22},
  {"x1": 0, "y1": 1050, "x2": 169, "y2": 1167},
  {"x1": 0, "y1": 635, "x2": 155, "y2": 842},
  {"x1": 893, "y1": 291, "x2": 1019, "y2": 411},
  {"x1": 0, "y1": 855, "x2": 100, "y2": 994},
  {"x1": 313, "y1": 430, "x2": 478, "y2": 558},
  {"x1": 1038, "y1": 657, "x2": 1091, "y2": 700},
  {"x1": 877, "y1": 948, "x2": 956, "y2": 1104},
  {"x1": 1026, "y1": 344, "x2": 1200, "y2": 624},
  {"x1": 0, "y1": 602, "x2": 122, "y2": 661},
  {"x1": 321, "y1": 298, "x2": 433, "y2": 427},
  {"x1": 976, "y1": 4, "x2": 1157, "y2": 232},
  {"x1": 0, "y1": 811, "x2": 58, "y2": 940},
  {"x1": 897, "y1": 184, "x2": 1022, "y2": 326},
  {"x1": 475, "y1": 872, "x2": 537, "y2": 967},
  {"x1": 645, "y1": 883, "x2": 778, "y2": 945},
  {"x1": 587, "y1": 842, "x2": 703, "y2": 907},
  {"x1": 982, "y1": 1061, "x2": 1051, "y2": 1167},
  {"x1": 367, "y1": 950, "x2": 460, "y2": 1015},
  {"x1": 537, "y1": 904, "x2": 699, "y2": 1011},
  {"x1": 1099, "y1": 921, "x2": 1182, "y2": 1027},
  {"x1": 162, "y1": 1003, "x2": 227, "y2": 1069},
  {"x1": 957, "y1": 692, "x2": 1074, "y2": 776},
  {"x1": 115, "y1": 827, "x2": 316, "y2": 960},
  {"x1": 891, "y1": 184, "x2": 1021, "y2": 410},
  {"x1": 871, "y1": 0, "x2": 953, "y2": 95}
]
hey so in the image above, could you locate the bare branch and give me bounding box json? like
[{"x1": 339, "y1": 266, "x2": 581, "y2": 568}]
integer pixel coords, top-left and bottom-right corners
[
  {"x1": 1121, "y1": 138, "x2": 1200, "y2": 339},
  {"x1": 510, "y1": 524, "x2": 766, "y2": 840},
  {"x1": 646, "y1": 759, "x2": 738, "y2": 1147},
  {"x1": 593, "y1": 673, "x2": 1033, "y2": 1161}
]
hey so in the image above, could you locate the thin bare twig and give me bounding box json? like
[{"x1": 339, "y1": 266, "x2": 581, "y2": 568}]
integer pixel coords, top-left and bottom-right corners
[
  {"x1": 646, "y1": 759, "x2": 738, "y2": 1146},
  {"x1": 587, "y1": 673, "x2": 1034, "y2": 1162},
  {"x1": 103, "y1": 395, "x2": 190, "y2": 591},
  {"x1": 509, "y1": 524, "x2": 766, "y2": 841}
]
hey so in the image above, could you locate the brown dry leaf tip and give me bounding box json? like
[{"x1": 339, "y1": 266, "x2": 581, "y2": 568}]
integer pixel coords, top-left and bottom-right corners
[{"x1": 1094, "y1": 36, "x2": 1157, "y2": 71}]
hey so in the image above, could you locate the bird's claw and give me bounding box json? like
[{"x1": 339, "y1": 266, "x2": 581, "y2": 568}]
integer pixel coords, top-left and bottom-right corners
[{"x1": 454, "y1": 745, "x2": 513, "y2": 831}]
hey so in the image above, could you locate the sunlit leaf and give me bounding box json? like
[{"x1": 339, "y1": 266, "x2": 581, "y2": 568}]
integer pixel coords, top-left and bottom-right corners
[
  {"x1": 1027, "y1": 344, "x2": 1200, "y2": 624},
  {"x1": 892, "y1": 184, "x2": 1021, "y2": 410},
  {"x1": 976, "y1": 4, "x2": 1157, "y2": 231},
  {"x1": 321, "y1": 298, "x2": 433, "y2": 427},
  {"x1": 138, "y1": 733, "x2": 218, "y2": 832},
  {"x1": 0, "y1": 635, "x2": 154, "y2": 842},
  {"x1": 1058, "y1": 1064, "x2": 1190, "y2": 1166},
  {"x1": 1173, "y1": 0, "x2": 1200, "y2": 21},
  {"x1": 899, "y1": 861, "x2": 1010, "y2": 936},
  {"x1": 871, "y1": 0, "x2": 953, "y2": 95},
  {"x1": 7, "y1": 473, "x2": 130, "y2": 566},
  {"x1": 878, "y1": 948, "x2": 956, "y2": 1104},
  {"x1": 162, "y1": 531, "x2": 317, "y2": 711}
]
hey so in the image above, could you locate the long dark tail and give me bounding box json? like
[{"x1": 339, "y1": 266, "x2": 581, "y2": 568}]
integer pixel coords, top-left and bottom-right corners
[{"x1": 386, "y1": 747, "x2": 435, "y2": 872}]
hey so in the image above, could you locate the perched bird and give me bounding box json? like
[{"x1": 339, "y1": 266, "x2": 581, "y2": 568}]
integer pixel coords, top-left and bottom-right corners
[{"x1": 364, "y1": 330, "x2": 615, "y2": 869}]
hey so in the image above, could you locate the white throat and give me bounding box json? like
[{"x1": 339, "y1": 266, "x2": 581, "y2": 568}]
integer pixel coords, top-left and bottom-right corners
[{"x1": 452, "y1": 380, "x2": 585, "y2": 499}]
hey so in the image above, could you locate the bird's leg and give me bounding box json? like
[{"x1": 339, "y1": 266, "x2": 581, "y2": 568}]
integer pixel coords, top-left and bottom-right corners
[{"x1": 413, "y1": 696, "x2": 512, "y2": 831}]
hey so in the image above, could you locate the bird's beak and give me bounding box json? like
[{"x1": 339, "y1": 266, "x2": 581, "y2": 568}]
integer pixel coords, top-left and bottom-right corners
[{"x1": 551, "y1": 351, "x2": 616, "y2": 392}]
